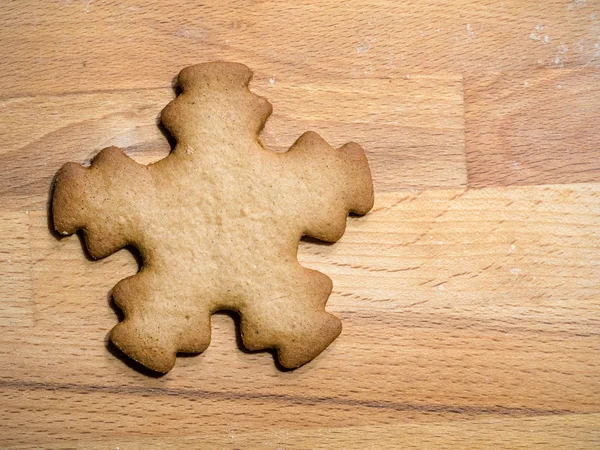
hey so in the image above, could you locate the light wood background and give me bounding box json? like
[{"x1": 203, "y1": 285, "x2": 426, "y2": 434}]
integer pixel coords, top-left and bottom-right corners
[{"x1": 1, "y1": 1, "x2": 600, "y2": 448}]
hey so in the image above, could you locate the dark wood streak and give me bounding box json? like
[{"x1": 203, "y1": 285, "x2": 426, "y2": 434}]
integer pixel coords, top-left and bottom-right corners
[
  {"x1": 0, "y1": 85, "x2": 173, "y2": 102},
  {"x1": 0, "y1": 379, "x2": 581, "y2": 417},
  {"x1": 340, "y1": 310, "x2": 599, "y2": 338}
]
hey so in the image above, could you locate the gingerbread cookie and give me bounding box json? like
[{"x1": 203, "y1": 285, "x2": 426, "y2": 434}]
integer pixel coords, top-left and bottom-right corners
[{"x1": 52, "y1": 62, "x2": 374, "y2": 372}]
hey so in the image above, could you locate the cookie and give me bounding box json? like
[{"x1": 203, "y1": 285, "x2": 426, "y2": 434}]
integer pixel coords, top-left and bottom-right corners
[{"x1": 52, "y1": 62, "x2": 374, "y2": 372}]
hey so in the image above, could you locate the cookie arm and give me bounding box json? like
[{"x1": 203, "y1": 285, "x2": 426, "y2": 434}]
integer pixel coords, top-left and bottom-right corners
[
  {"x1": 52, "y1": 146, "x2": 150, "y2": 259},
  {"x1": 282, "y1": 131, "x2": 374, "y2": 242}
]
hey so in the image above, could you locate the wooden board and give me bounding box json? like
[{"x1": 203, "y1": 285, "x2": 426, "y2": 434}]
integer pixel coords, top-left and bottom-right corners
[
  {"x1": 0, "y1": 74, "x2": 466, "y2": 212},
  {"x1": 1, "y1": 1, "x2": 599, "y2": 448},
  {"x1": 465, "y1": 69, "x2": 600, "y2": 187},
  {"x1": 2, "y1": 1, "x2": 600, "y2": 96}
]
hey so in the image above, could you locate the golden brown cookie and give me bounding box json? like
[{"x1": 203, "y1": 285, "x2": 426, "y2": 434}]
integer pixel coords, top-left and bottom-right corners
[{"x1": 52, "y1": 62, "x2": 374, "y2": 372}]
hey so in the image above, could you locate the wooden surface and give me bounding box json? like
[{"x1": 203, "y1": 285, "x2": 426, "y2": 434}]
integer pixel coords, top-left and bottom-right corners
[{"x1": 1, "y1": 1, "x2": 599, "y2": 448}]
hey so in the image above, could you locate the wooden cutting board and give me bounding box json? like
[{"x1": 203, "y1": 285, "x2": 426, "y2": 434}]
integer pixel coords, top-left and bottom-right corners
[{"x1": 1, "y1": 1, "x2": 599, "y2": 448}]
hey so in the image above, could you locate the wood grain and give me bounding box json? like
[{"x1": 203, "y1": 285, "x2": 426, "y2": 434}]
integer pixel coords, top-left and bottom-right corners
[
  {"x1": 0, "y1": 212, "x2": 34, "y2": 327},
  {"x1": 2, "y1": 184, "x2": 599, "y2": 447},
  {"x1": 466, "y1": 68, "x2": 600, "y2": 187},
  {"x1": 0, "y1": 74, "x2": 465, "y2": 213},
  {"x1": 1, "y1": 0, "x2": 600, "y2": 448},
  {"x1": 1, "y1": 1, "x2": 599, "y2": 97}
]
